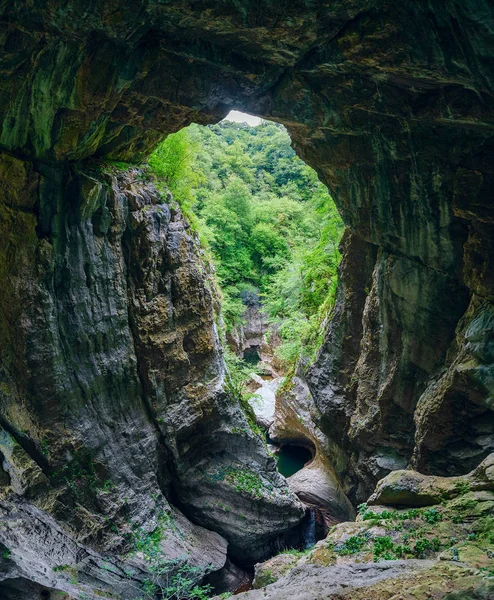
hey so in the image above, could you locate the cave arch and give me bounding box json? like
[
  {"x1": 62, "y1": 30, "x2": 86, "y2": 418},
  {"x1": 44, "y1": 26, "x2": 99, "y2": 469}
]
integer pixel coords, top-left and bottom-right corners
[
  {"x1": 0, "y1": 1, "x2": 493, "y2": 595},
  {"x1": 2, "y1": 0, "x2": 493, "y2": 505}
]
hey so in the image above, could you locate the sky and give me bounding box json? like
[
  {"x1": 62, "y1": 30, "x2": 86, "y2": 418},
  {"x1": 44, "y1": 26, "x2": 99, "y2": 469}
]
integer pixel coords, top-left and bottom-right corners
[{"x1": 223, "y1": 110, "x2": 262, "y2": 126}]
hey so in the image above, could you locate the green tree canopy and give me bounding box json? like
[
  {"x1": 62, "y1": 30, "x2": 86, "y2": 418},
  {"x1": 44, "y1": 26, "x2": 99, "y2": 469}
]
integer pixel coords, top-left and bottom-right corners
[{"x1": 148, "y1": 119, "x2": 345, "y2": 369}]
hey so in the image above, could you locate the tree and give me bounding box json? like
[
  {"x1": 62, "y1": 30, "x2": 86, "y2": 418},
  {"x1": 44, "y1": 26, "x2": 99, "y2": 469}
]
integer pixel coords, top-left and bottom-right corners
[{"x1": 148, "y1": 119, "x2": 344, "y2": 364}]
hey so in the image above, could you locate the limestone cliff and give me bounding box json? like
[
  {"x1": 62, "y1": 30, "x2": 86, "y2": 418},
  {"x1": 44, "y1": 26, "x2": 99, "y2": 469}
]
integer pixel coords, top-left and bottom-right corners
[{"x1": 0, "y1": 162, "x2": 303, "y2": 598}]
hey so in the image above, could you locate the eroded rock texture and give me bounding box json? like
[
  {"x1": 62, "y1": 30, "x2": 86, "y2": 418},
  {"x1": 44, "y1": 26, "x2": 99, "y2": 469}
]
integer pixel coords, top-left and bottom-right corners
[
  {"x1": 0, "y1": 0, "x2": 493, "y2": 597},
  {"x1": 0, "y1": 163, "x2": 303, "y2": 597}
]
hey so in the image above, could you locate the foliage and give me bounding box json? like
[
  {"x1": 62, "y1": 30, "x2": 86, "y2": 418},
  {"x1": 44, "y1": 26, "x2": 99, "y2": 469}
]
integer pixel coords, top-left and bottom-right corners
[
  {"x1": 148, "y1": 119, "x2": 344, "y2": 372},
  {"x1": 279, "y1": 548, "x2": 312, "y2": 558},
  {"x1": 423, "y1": 508, "x2": 442, "y2": 524},
  {"x1": 372, "y1": 535, "x2": 396, "y2": 561},
  {"x1": 453, "y1": 480, "x2": 471, "y2": 495},
  {"x1": 225, "y1": 468, "x2": 268, "y2": 499},
  {"x1": 129, "y1": 510, "x2": 175, "y2": 562},
  {"x1": 50, "y1": 450, "x2": 115, "y2": 501},
  {"x1": 133, "y1": 560, "x2": 213, "y2": 600},
  {"x1": 331, "y1": 534, "x2": 370, "y2": 555},
  {"x1": 223, "y1": 347, "x2": 264, "y2": 438}
]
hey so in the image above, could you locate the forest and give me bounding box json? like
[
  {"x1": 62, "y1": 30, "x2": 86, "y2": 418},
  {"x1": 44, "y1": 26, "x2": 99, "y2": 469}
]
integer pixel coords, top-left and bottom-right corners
[{"x1": 148, "y1": 119, "x2": 344, "y2": 373}]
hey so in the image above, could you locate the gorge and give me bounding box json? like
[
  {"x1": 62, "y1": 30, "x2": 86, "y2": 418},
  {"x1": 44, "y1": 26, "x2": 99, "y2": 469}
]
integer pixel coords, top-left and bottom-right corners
[{"x1": 0, "y1": 1, "x2": 493, "y2": 599}]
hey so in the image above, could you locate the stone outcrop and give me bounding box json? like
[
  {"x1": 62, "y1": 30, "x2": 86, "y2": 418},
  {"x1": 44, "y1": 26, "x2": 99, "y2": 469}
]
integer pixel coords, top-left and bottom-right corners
[
  {"x1": 0, "y1": 0, "x2": 493, "y2": 596},
  {"x1": 270, "y1": 372, "x2": 355, "y2": 523},
  {"x1": 368, "y1": 452, "x2": 494, "y2": 507},
  {"x1": 229, "y1": 455, "x2": 494, "y2": 600},
  {"x1": 227, "y1": 300, "x2": 268, "y2": 359}
]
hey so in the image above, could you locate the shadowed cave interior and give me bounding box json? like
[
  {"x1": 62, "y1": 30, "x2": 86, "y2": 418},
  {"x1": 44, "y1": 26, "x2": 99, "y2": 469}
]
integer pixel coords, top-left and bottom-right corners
[{"x1": 0, "y1": 1, "x2": 493, "y2": 599}]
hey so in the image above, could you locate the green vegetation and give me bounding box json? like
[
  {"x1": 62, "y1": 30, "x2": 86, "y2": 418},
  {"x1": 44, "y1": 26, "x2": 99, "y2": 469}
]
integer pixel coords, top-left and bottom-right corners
[
  {"x1": 208, "y1": 464, "x2": 272, "y2": 500},
  {"x1": 148, "y1": 119, "x2": 344, "y2": 372},
  {"x1": 423, "y1": 508, "x2": 442, "y2": 524},
  {"x1": 122, "y1": 509, "x2": 213, "y2": 599},
  {"x1": 327, "y1": 529, "x2": 444, "y2": 562},
  {"x1": 223, "y1": 347, "x2": 264, "y2": 437},
  {"x1": 128, "y1": 510, "x2": 175, "y2": 562},
  {"x1": 331, "y1": 534, "x2": 369, "y2": 555},
  {"x1": 225, "y1": 468, "x2": 269, "y2": 499},
  {"x1": 50, "y1": 450, "x2": 116, "y2": 501},
  {"x1": 357, "y1": 504, "x2": 443, "y2": 525},
  {"x1": 53, "y1": 564, "x2": 70, "y2": 572},
  {"x1": 280, "y1": 548, "x2": 312, "y2": 558},
  {"x1": 372, "y1": 536, "x2": 396, "y2": 561},
  {"x1": 133, "y1": 560, "x2": 213, "y2": 600}
]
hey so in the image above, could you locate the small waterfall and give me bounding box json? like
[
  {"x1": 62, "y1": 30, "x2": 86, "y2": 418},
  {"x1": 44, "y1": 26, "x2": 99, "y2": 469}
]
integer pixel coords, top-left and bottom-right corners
[{"x1": 303, "y1": 509, "x2": 316, "y2": 549}]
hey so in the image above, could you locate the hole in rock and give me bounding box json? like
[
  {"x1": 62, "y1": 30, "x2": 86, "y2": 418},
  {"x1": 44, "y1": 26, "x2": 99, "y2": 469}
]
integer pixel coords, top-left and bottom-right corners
[
  {"x1": 243, "y1": 345, "x2": 261, "y2": 365},
  {"x1": 275, "y1": 444, "x2": 313, "y2": 478}
]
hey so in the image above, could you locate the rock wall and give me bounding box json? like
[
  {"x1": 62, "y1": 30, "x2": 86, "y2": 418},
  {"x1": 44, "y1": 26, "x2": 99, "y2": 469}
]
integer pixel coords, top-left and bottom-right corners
[
  {"x1": 0, "y1": 161, "x2": 303, "y2": 597},
  {"x1": 0, "y1": 0, "x2": 493, "y2": 595}
]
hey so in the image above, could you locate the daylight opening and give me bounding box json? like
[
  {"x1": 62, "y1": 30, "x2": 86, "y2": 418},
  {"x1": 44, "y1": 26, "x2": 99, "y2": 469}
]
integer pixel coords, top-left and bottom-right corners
[{"x1": 147, "y1": 110, "x2": 343, "y2": 481}]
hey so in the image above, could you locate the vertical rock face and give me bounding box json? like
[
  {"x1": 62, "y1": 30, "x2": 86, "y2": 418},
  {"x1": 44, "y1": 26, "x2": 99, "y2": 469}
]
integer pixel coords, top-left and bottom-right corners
[
  {"x1": 0, "y1": 0, "x2": 493, "y2": 595},
  {"x1": 0, "y1": 160, "x2": 303, "y2": 597}
]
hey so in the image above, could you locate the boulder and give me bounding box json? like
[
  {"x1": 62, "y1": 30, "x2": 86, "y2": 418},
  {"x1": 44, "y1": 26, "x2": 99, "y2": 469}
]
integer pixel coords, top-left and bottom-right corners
[{"x1": 369, "y1": 453, "x2": 494, "y2": 507}]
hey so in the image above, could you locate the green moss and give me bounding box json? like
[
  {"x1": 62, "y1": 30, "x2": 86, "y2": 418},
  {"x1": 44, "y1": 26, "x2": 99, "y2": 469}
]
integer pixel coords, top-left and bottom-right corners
[{"x1": 226, "y1": 468, "x2": 271, "y2": 499}]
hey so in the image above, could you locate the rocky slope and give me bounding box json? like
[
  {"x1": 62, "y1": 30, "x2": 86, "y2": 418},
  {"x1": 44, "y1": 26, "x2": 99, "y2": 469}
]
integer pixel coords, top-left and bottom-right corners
[
  {"x1": 229, "y1": 454, "x2": 494, "y2": 600},
  {"x1": 0, "y1": 0, "x2": 493, "y2": 597}
]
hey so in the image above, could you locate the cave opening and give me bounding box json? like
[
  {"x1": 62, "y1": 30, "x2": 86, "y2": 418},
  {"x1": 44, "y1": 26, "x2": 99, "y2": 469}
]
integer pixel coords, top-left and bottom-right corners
[
  {"x1": 2, "y1": 3, "x2": 493, "y2": 600},
  {"x1": 243, "y1": 345, "x2": 261, "y2": 365},
  {"x1": 149, "y1": 111, "x2": 344, "y2": 462},
  {"x1": 275, "y1": 444, "x2": 313, "y2": 478}
]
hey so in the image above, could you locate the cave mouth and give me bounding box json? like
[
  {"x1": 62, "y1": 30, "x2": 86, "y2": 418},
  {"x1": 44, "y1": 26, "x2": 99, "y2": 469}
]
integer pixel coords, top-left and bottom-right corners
[
  {"x1": 275, "y1": 444, "x2": 313, "y2": 478},
  {"x1": 243, "y1": 345, "x2": 261, "y2": 365}
]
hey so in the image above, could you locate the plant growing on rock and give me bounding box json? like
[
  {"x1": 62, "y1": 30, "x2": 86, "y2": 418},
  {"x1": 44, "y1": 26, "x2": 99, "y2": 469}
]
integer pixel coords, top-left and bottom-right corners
[
  {"x1": 331, "y1": 533, "x2": 370, "y2": 555},
  {"x1": 373, "y1": 536, "x2": 396, "y2": 561},
  {"x1": 131, "y1": 560, "x2": 212, "y2": 600},
  {"x1": 225, "y1": 467, "x2": 269, "y2": 499}
]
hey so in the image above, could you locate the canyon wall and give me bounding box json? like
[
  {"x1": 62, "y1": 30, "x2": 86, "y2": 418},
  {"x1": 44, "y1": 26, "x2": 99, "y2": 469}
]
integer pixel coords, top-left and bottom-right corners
[
  {"x1": 0, "y1": 0, "x2": 493, "y2": 596},
  {"x1": 0, "y1": 161, "x2": 303, "y2": 597}
]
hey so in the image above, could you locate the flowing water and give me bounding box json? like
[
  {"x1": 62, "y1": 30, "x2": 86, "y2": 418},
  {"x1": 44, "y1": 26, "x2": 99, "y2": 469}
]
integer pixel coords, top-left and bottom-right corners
[{"x1": 303, "y1": 509, "x2": 316, "y2": 549}]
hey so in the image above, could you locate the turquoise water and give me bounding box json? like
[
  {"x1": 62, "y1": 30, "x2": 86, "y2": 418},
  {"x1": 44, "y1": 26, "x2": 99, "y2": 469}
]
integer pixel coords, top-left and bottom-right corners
[{"x1": 276, "y1": 445, "x2": 312, "y2": 478}]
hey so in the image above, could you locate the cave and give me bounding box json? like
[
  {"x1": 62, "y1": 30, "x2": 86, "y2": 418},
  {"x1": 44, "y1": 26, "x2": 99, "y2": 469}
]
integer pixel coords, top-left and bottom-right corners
[
  {"x1": 275, "y1": 444, "x2": 313, "y2": 479},
  {"x1": 243, "y1": 345, "x2": 261, "y2": 366},
  {"x1": 0, "y1": 2, "x2": 493, "y2": 599}
]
